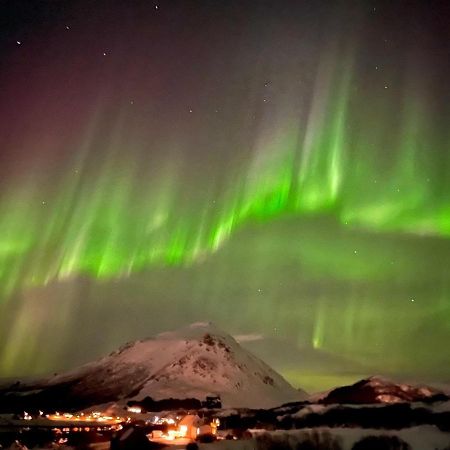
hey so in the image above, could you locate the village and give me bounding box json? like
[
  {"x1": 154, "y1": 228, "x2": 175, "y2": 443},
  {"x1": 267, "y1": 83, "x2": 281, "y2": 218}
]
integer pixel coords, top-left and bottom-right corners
[
  {"x1": 3, "y1": 386, "x2": 450, "y2": 450},
  {"x1": 0, "y1": 401, "x2": 228, "y2": 450}
]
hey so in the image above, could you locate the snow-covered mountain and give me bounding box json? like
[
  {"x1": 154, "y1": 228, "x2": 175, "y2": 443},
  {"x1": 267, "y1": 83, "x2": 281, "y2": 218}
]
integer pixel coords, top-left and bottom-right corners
[
  {"x1": 320, "y1": 376, "x2": 448, "y2": 404},
  {"x1": 0, "y1": 322, "x2": 306, "y2": 410}
]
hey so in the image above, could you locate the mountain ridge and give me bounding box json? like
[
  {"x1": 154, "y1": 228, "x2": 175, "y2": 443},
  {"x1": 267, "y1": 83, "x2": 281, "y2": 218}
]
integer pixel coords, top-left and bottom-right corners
[
  {"x1": 0, "y1": 322, "x2": 306, "y2": 411},
  {"x1": 319, "y1": 375, "x2": 448, "y2": 404}
]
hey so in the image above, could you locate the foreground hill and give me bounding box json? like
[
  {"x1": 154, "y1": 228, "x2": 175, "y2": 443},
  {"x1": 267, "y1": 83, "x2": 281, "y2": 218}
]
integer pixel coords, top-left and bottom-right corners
[
  {"x1": 320, "y1": 376, "x2": 448, "y2": 404},
  {"x1": 0, "y1": 322, "x2": 306, "y2": 411}
]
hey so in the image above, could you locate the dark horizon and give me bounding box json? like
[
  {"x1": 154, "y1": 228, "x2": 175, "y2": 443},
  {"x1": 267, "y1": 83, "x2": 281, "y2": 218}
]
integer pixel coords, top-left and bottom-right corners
[{"x1": 0, "y1": 0, "x2": 449, "y2": 393}]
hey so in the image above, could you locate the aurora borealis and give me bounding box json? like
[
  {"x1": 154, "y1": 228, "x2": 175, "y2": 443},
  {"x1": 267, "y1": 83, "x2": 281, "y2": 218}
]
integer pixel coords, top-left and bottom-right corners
[{"x1": 0, "y1": 0, "x2": 449, "y2": 392}]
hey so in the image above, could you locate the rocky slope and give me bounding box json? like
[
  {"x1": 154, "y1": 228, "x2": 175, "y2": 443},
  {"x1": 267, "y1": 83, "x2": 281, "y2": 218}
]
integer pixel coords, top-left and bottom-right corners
[{"x1": 0, "y1": 322, "x2": 306, "y2": 411}]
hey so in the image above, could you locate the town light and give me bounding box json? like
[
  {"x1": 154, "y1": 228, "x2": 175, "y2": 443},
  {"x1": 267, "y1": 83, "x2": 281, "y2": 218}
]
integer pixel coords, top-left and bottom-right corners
[{"x1": 127, "y1": 406, "x2": 142, "y2": 414}]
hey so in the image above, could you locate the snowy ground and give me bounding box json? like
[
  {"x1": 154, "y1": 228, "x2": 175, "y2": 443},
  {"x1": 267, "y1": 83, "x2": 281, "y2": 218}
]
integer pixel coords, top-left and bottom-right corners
[
  {"x1": 88, "y1": 426, "x2": 450, "y2": 450},
  {"x1": 5, "y1": 425, "x2": 450, "y2": 450},
  {"x1": 196, "y1": 426, "x2": 450, "y2": 450}
]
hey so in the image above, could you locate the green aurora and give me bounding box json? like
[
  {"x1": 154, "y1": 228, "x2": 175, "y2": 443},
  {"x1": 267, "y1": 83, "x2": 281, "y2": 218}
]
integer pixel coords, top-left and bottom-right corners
[{"x1": 0, "y1": 0, "x2": 449, "y2": 391}]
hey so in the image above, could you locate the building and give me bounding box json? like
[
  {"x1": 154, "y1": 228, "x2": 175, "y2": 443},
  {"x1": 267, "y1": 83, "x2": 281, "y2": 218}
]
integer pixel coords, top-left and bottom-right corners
[
  {"x1": 177, "y1": 415, "x2": 203, "y2": 440},
  {"x1": 177, "y1": 415, "x2": 220, "y2": 440}
]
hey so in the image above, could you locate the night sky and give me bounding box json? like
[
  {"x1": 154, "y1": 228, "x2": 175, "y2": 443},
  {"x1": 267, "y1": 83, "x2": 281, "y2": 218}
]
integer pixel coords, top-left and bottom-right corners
[{"x1": 0, "y1": 0, "x2": 449, "y2": 393}]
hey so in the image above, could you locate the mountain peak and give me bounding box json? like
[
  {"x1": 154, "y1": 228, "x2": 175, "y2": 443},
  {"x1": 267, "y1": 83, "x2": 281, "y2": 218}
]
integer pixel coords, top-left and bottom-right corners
[
  {"x1": 0, "y1": 324, "x2": 306, "y2": 411},
  {"x1": 321, "y1": 376, "x2": 446, "y2": 404}
]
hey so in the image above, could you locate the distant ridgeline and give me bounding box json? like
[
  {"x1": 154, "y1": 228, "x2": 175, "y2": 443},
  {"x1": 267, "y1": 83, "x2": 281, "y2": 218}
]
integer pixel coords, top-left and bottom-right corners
[{"x1": 127, "y1": 395, "x2": 222, "y2": 412}]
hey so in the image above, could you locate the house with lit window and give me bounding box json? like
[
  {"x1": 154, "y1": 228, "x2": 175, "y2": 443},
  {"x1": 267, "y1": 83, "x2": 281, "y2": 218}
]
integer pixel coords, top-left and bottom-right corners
[{"x1": 177, "y1": 414, "x2": 220, "y2": 440}]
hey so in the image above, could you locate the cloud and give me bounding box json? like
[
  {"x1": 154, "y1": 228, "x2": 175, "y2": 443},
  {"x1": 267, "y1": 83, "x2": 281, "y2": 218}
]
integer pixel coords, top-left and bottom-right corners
[{"x1": 234, "y1": 333, "x2": 265, "y2": 343}]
